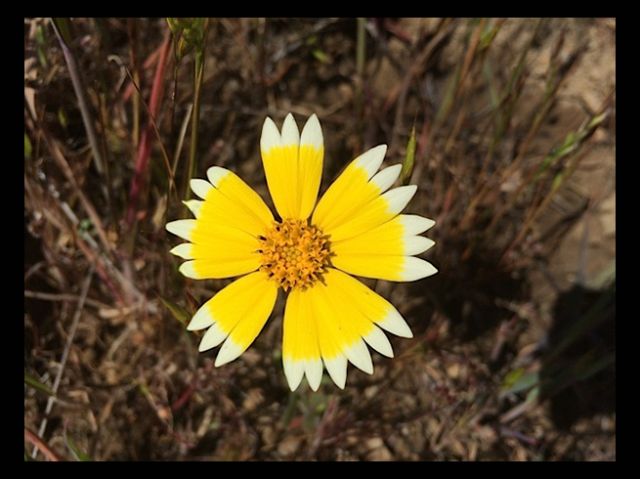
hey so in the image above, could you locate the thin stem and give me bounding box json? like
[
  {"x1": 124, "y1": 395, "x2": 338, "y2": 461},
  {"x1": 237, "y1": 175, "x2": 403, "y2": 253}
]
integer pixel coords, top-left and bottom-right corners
[
  {"x1": 355, "y1": 17, "x2": 366, "y2": 126},
  {"x1": 125, "y1": 34, "x2": 172, "y2": 227},
  {"x1": 31, "y1": 267, "x2": 94, "y2": 460},
  {"x1": 128, "y1": 19, "x2": 141, "y2": 149},
  {"x1": 25, "y1": 429, "x2": 62, "y2": 462},
  {"x1": 185, "y1": 52, "x2": 205, "y2": 201},
  {"x1": 183, "y1": 20, "x2": 209, "y2": 203},
  {"x1": 50, "y1": 18, "x2": 105, "y2": 176}
]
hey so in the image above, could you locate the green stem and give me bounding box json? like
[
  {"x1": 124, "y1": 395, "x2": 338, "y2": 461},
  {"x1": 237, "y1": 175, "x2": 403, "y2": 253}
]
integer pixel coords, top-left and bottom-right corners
[
  {"x1": 183, "y1": 20, "x2": 209, "y2": 204},
  {"x1": 185, "y1": 50, "x2": 204, "y2": 201}
]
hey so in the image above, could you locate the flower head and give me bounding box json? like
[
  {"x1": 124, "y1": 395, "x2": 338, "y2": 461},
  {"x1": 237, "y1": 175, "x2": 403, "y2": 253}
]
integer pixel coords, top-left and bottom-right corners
[{"x1": 166, "y1": 113, "x2": 437, "y2": 391}]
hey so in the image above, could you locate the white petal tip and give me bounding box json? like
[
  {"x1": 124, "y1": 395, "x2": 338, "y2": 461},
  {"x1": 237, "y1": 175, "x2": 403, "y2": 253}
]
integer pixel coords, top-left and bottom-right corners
[
  {"x1": 178, "y1": 261, "x2": 200, "y2": 279},
  {"x1": 166, "y1": 219, "x2": 195, "y2": 241},
  {"x1": 378, "y1": 309, "x2": 413, "y2": 338},
  {"x1": 404, "y1": 236, "x2": 435, "y2": 256},
  {"x1": 182, "y1": 200, "x2": 203, "y2": 218},
  {"x1": 345, "y1": 341, "x2": 374, "y2": 375},
  {"x1": 400, "y1": 215, "x2": 436, "y2": 235},
  {"x1": 305, "y1": 359, "x2": 323, "y2": 391},
  {"x1": 324, "y1": 356, "x2": 347, "y2": 389},
  {"x1": 370, "y1": 164, "x2": 402, "y2": 192},
  {"x1": 400, "y1": 256, "x2": 438, "y2": 281},
  {"x1": 187, "y1": 304, "x2": 215, "y2": 331},
  {"x1": 364, "y1": 327, "x2": 394, "y2": 358},
  {"x1": 170, "y1": 243, "x2": 193, "y2": 260},
  {"x1": 384, "y1": 185, "x2": 418, "y2": 215},
  {"x1": 190, "y1": 179, "x2": 213, "y2": 200},
  {"x1": 206, "y1": 166, "x2": 231, "y2": 187},
  {"x1": 198, "y1": 323, "x2": 227, "y2": 351},
  {"x1": 283, "y1": 358, "x2": 304, "y2": 392},
  {"x1": 214, "y1": 339, "x2": 244, "y2": 366},
  {"x1": 300, "y1": 114, "x2": 323, "y2": 150},
  {"x1": 354, "y1": 144, "x2": 388, "y2": 178},
  {"x1": 281, "y1": 113, "x2": 300, "y2": 146},
  {"x1": 261, "y1": 116, "x2": 281, "y2": 152}
]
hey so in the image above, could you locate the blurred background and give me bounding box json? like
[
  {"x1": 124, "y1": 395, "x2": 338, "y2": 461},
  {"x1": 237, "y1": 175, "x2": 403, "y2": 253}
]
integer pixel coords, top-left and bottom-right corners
[{"x1": 24, "y1": 18, "x2": 615, "y2": 461}]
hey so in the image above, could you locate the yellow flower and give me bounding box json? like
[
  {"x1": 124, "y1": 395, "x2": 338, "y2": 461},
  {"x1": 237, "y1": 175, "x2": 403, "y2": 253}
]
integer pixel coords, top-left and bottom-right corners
[{"x1": 166, "y1": 113, "x2": 437, "y2": 391}]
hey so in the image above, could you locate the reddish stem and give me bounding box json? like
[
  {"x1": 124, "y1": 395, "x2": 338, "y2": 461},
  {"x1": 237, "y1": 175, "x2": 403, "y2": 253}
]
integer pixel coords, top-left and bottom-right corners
[
  {"x1": 125, "y1": 34, "x2": 171, "y2": 227},
  {"x1": 25, "y1": 428, "x2": 62, "y2": 461}
]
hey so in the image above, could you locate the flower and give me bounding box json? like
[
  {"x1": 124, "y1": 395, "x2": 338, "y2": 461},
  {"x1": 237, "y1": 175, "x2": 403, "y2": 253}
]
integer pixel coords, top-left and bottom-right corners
[{"x1": 166, "y1": 113, "x2": 437, "y2": 391}]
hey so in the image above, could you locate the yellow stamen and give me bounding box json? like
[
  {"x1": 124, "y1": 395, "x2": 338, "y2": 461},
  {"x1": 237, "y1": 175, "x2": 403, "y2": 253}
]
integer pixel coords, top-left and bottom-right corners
[{"x1": 258, "y1": 219, "x2": 331, "y2": 291}]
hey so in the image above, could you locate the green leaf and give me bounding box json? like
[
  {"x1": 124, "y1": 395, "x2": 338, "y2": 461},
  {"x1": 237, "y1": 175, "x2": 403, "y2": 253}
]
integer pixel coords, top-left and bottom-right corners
[
  {"x1": 24, "y1": 371, "x2": 55, "y2": 397},
  {"x1": 501, "y1": 367, "x2": 539, "y2": 395},
  {"x1": 65, "y1": 433, "x2": 91, "y2": 461},
  {"x1": 400, "y1": 125, "x2": 417, "y2": 184},
  {"x1": 36, "y1": 24, "x2": 48, "y2": 68},
  {"x1": 311, "y1": 49, "x2": 331, "y2": 64},
  {"x1": 166, "y1": 18, "x2": 183, "y2": 34},
  {"x1": 78, "y1": 218, "x2": 93, "y2": 233},
  {"x1": 57, "y1": 107, "x2": 68, "y2": 130},
  {"x1": 160, "y1": 297, "x2": 191, "y2": 325},
  {"x1": 24, "y1": 133, "x2": 32, "y2": 159},
  {"x1": 479, "y1": 22, "x2": 500, "y2": 50}
]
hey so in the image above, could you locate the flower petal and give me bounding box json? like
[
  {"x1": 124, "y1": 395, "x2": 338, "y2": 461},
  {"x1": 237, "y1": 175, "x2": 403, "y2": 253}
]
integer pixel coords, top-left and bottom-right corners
[
  {"x1": 183, "y1": 199, "x2": 203, "y2": 218},
  {"x1": 167, "y1": 167, "x2": 275, "y2": 280},
  {"x1": 282, "y1": 268, "x2": 406, "y2": 391},
  {"x1": 332, "y1": 214, "x2": 435, "y2": 257},
  {"x1": 204, "y1": 166, "x2": 274, "y2": 233},
  {"x1": 369, "y1": 164, "x2": 402, "y2": 192},
  {"x1": 282, "y1": 287, "x2": 321, "y2": 391},
  {"x1": 330, "y1": 212, "x2": 436, "y2": 281},
  {"x1": 331, "y1": 255, "x2": 437, "y2": 282},
  {"x1": 191, "y1": 272, "x2": 278, "y2": 365},
  {"x1": 324, "y1": 268, "x2": 413, "y2": 338},
  {"x1": 323, "y1": 355, "x2": 347, "y2": 390},
  {"x1": 400, "y1": 214, "x2": 436, "y2": 235},
  {"x1": 297, "y1": 114, "x2": 324, "y2": 220},
  {"x1": 260, "y1": 114, "x2": 324, "y2": 220},
  {"x1": 178, "y1": 257, "x2": 260, "y2": 281},
  {"x1": 167, "y1": 218, "x2": 262, "y2": 279},
  {"x1": 312, "y1": 145, "x2": 387, "y2": 231},
  {"x1": 324, "y1": 185, "x2": 417, "y2": 243},
  {"x1": 190, "y1": 179, "x2": 213, "y2": 199}
]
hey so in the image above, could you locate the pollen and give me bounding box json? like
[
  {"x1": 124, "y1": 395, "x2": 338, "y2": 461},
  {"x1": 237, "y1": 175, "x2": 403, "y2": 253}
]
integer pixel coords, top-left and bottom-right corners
[{"x1": 258, "y1": 219, "x2": 332, "y2": 291}]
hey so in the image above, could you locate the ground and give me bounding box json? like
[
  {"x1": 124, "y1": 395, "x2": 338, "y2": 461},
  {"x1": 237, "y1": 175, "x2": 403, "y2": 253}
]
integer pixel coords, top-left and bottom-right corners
[{"x1": 24, "y1": 18, "x2": 615, "y2": 461}]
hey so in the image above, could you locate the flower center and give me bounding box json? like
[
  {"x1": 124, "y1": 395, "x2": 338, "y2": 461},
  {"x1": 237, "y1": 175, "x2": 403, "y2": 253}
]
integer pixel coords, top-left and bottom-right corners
[{"x1": 258, "y1": 219, "x2": 332, "y2": 291}]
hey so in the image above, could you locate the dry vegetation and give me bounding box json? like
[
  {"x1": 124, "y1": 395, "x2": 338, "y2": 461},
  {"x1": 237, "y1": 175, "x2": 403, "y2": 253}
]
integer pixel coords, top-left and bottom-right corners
[{"x1": 24, "y1": 18, "x2": 615, "y2": 461}]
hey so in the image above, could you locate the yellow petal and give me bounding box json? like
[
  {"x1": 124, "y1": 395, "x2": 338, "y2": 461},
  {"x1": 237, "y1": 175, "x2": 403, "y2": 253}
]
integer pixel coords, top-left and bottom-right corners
[
  {"x1": 323, "y1": 268, "x2": 413, "y2": 338},
  {"x1": 206, "y1": 166, "x2": 274, "y2": 231},
  {"x1": 193, "y1": 167, "x2": 272, "y2": 236},
  {"x1": 260, "y1": 114, "x2": 324, "y2": 220},
  {"x1": 298, "y1": 114, "x2": 324, "y2": 219},
  {"x1": 282, "y1": 268, "x2": 405, "y2": 391},
  {"x1": 312, "y1": 145, "x2": 387, "y2": 232},
  {"x1": 166, "y1": 218, "x2": 262, "y2": 279},
  {"x1": 324, "y1": 185, "x2": 417, "y2": 242},
  {"x1": 332, "y1": 214, "x2": 429, "y2": 257},
  {"x1": 331, "y1": 214, "x2": 436, "y2": 281},
  {"x1": 179, "y1": 257, "x2": 260, "y2": 280},
  {"x1": 167, "y1": 167, "x2": 274, "y2": 280},
  {"x1": 282, "y1": 287, "x2": 322, "y2": 391},
  {"x1": 331, "y1": 254, "x2": 437, "y2": 282},
  {"x1": 192, "y1": 272, "x2": 278, "y2": 366}
]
